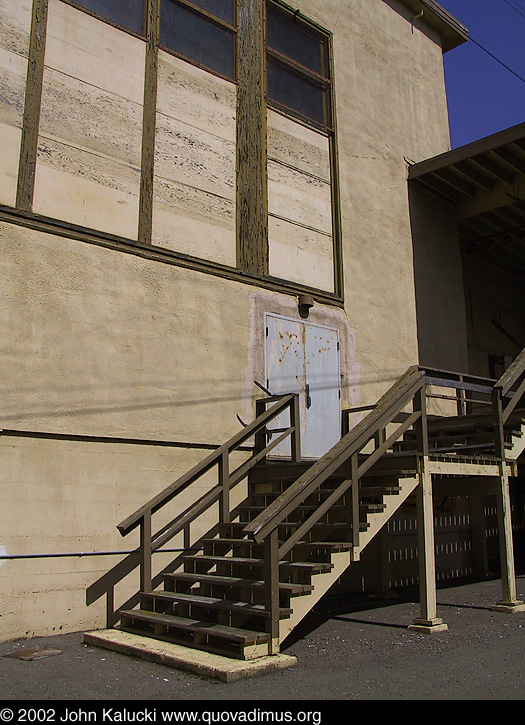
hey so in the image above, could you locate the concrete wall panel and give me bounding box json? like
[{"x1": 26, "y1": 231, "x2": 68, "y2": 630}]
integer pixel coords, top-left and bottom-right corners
[
  {"x1": 32, "y1": 0, "x2": 145, "y2": 238},
  {"x1": 0, "y1": 0, "x2": 31, "y2": 206},
  {"x1": 152, "y1": 51, "x2": 236, "y2": 266},
  {"x1": 269, "y1": 216, "x2": 334, "y2": 292},
  {"x1": 0, "y1": 434, "x2": 248, "y2": 642},
  {"x1": 267, "y1": 110, "x2": 334, "y2": 291}
]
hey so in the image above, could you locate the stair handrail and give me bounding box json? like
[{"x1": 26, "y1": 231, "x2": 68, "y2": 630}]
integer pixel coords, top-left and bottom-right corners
[
  {"x1": 86, "y1": 393, "x2": 301, "y2": 623},
  {"x1": 243, "y1": 366, "x2": 427, "y2": 650},
  {"x1": 117, "y1": 394, "x2": 300, "y2": 537},
  {"x1": 491, "y1": 346, "x2": 525, "y2": 460},
  {"x1": 493, "y1": 346, "x2": 525, "y2": 424},
  {"x1": 244, "y1": 366, "x2": 426, "y2": 551}
]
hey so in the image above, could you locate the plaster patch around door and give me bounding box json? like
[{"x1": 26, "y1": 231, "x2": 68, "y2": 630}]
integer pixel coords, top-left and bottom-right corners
[{"x1": 265, "y1": 313, "x2": 341, "y2": 459}]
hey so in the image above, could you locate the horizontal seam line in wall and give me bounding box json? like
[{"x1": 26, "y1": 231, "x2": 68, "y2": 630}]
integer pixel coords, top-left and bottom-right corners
[
  {"x1": 0, "y1": 119, "x2": 24, "y2": 132},
  {"x1": 156, "y1": 108, "x2": 236, "y2": 147},
  {"x1": 0, "y1": 205, "x2": 344, "y2": 305},
  {"x1": 42, "y1": 62, "x2": 146, "y2": 108},
  {"x1": 37, "y1": 132, "x2": 142, "y2": 172},
  {"x1": 267, "y1": 155, "x2": 331, "y2": 184},
  {"x1": 268, "y1": 211, "x2": 332, "y2": 237},
  {"x1": 0, "y1": 45, "x2": 30, "y2": 63},
  {"x1": 0, "y1": 428, "x2": 254, "y2": 451},
  {"x1": 153, "y1": 173, "x2": 235, "y2": 205}
]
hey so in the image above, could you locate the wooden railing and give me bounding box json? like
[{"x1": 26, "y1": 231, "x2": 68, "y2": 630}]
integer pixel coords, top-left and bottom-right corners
[
  {"x1": 86, "y1": 393, "x2": 301, "y2": 625},
  {"x1": 493, "y1": 346, "x2": 525, "y2": 458},
  {"x1": 87, "y1": 348, "x2": 525, "y2": 637},
  {"x1": 243, "y1": 365, "x2": 427, "y2": 645},
  {"x1": 244, "y1": 354, "x2": 525, "y2": 644}
]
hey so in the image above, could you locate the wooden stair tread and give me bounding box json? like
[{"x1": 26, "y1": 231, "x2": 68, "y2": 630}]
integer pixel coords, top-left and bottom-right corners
[
  {"x1": 118, "y1": 609, "x2": 269, "y2": 644},
  {"x1": 141, "y1": 590, "x2": 292, "y2": 618},
  {"x1": 202, "y1": 537, "x2": 353, "y2": 551},
  {"x1": 224, "y1": 521, "x2": 351, "y2": 532},
  {"x1": 163, "y1": 571, "x2": 313, "y2": 595},
  {"x1": 182, "y1": 554, "x2": 334, "y2": 574}
]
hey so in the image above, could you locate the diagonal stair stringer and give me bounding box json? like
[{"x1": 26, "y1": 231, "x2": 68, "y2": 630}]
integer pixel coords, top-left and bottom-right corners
[
  {"x1": 352, "y1": 473, "x2": 419, "y2": 560},
  {"x1": 279, "y1": 472, "x2": 419, "y2": 644}
]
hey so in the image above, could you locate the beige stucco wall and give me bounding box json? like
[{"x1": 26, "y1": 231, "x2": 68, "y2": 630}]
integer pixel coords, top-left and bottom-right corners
[
  {"x1": 0, "y1": 0, "x2": 455, "y2": 640},
  {"x1": 0, "y1": 433, "x2": 250, "y2": 642},
  {"x1": 290, "y1": 0, "x2": 452, "y2": 405}
]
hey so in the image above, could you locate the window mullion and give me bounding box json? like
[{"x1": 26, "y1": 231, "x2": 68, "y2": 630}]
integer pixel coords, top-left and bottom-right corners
[
  {"x1": 266, "y1": 48, "x2": 331, "y2": 87},
  {"x1": 174, "y1": 0, "x2": 237, "y2": 32}
]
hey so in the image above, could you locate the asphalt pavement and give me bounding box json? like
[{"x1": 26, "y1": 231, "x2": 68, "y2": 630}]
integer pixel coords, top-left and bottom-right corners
[{"x1": 1, "y1": 575, "x2": 524, "y2": 702}]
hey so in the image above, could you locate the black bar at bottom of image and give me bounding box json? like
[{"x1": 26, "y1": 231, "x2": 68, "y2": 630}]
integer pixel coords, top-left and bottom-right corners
[{"x1": 0, "y1": 702, "x2": 342, "y2": 725}]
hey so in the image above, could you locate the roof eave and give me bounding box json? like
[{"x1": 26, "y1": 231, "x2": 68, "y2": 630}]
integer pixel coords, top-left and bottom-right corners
[{"x1": 398, "y1": 0, "x2": 469, "y2": 52}]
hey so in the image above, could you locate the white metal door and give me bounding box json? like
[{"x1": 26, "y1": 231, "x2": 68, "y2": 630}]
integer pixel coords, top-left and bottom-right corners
[{"x1": 265, "y1": 314, "x2": 341, "y2": 459}]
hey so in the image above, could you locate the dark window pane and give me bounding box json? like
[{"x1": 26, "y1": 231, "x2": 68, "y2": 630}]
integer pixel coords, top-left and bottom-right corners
[
  {"x1": 70, "y1": 0, "x2": 144, "y2": 35},
  {"x1": 267, "y1": 59, "x2": 325, "y2": 125},
  {"x1": 266, "y1": 7, "x2": 323, "y2": 76},
  {"x1": 185, "y1": 0, "x2": 235, "y2": 25},
  {"x1": 160, "y1": 0, "x2": 235, "y2": 79}
]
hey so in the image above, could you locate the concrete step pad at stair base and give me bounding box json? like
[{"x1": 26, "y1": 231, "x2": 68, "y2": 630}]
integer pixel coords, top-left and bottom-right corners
[{"x1": 84, "y1": 629, "x2": 296, "y2": 677}]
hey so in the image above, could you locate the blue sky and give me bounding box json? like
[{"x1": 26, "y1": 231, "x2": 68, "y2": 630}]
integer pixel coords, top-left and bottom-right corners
[{"x1": 437, "y1": 0, "x2": 525, "y2": 148}]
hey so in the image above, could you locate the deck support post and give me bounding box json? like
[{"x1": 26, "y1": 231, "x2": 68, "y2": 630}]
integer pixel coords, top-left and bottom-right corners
[
  {"x1": 491, "y1": 388, "x2": 524, "y2": 613},
  {"x1": 408, "y1": 457, "x2": 448, "y2": 634},
  {"x1": 491, "y1": 465, "x2": 525, "y2": 613}
]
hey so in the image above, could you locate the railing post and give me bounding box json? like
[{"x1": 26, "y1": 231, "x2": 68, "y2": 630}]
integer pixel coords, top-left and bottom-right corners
[
  {"x1": 264, "y1": 529, "x2": 280, "y2": 655},
  {"x1": 219, "y1": 450, "x2": 230, "y2": 524},
  {"x1": 492, "y1": 387, "x2": 505, "y2": 461},
  {"x1": 140, "y1": 511, "x2": 152, "y2": 593},
  {"x1": 350, "y1": 453, "x2": 360, "y2": 550},
  {"x1": 457, "y1": 375, "x2": 466, "y2": 416},
  {"x1": 254, "y1": 398, "x2": 268, "y2": 460},
  {"x1": 414, "y1": 382, "x2": 428, "y2": 457},
  {"x1": 290, "y1": 394, "x2": 301, "y2": 462},
  {"x1": 106, "y1": 586, "x2": 117, "y2": 628}
]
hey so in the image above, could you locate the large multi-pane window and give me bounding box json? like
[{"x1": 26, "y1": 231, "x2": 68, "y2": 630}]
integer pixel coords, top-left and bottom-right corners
[
  {"x1": 265, "y1": 2, "x2": 332, "y2": 130},
  {"x1": 160, "y1": 0, "x2": 237, "y2": 81},
  {"x1": 66, "y1": 0, "x2": 146, "y2": 36}
]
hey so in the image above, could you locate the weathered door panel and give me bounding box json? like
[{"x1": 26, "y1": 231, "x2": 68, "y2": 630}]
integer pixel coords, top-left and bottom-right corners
[
  {"x1": 304, "y1": 324, "x2": 341, "y2": 458},
  {"x1": 265, "y1": 314, "x2": 340, "y2": 459},
  {"x1": 265, "y1": 315, "x2": 304, "y2": 458}
]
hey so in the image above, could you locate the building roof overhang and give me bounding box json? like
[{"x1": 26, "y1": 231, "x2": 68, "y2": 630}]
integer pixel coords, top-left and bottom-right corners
[
  {"x1": 398, "y1": 0, "x2": 468, "y2": 52},
  {"x1": 408, "y1": 122, "x2": 525, "y2": 277}
]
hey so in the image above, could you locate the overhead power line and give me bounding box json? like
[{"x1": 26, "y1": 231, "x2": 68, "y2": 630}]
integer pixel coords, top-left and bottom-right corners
[
  {"x1": 501, "y1": 0, "x2": 525, "y2": 19},
  {"x1": 468, "y1": 35, "x2": 525, "y2": 85}
]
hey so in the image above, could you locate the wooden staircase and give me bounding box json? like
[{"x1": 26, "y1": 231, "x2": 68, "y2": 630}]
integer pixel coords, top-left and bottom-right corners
[
  {"x1": 87, "y1": 352, "x2": 525, "y2": 661},
  {"x1": 116, "y1": 461, "x2": 422, "y2": 659}
]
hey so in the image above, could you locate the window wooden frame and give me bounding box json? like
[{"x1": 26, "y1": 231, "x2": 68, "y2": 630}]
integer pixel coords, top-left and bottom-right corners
[
  {"x1": 265, "y1": 1, "x2": 333, "y2": 132},
  {"x1": 60, "y1": 0, "x2": 148, "y2": 39},
  {"x1": 15, "y1": 0, "x2": 343, "y2": 304},
  {"x1": 158, "y1": 0, "x2": 238, "y2": 83}
]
